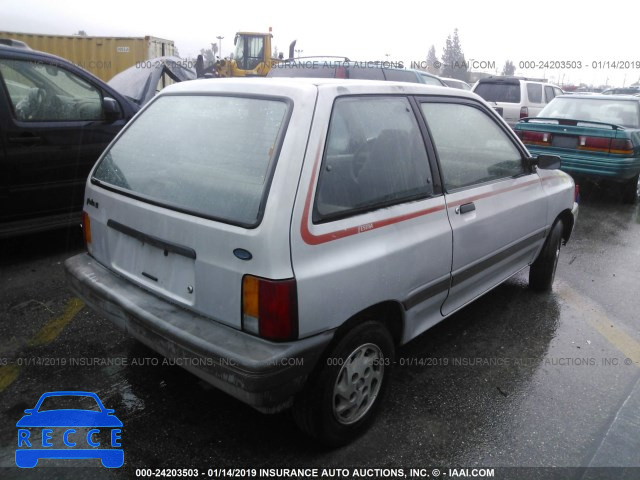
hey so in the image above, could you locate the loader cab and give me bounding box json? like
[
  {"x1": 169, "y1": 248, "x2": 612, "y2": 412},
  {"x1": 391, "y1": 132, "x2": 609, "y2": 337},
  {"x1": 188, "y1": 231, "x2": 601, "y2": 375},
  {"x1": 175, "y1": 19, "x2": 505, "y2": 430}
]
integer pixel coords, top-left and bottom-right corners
[{"x1": 233, "y1": 33, "x2": 271, "y2": 75}]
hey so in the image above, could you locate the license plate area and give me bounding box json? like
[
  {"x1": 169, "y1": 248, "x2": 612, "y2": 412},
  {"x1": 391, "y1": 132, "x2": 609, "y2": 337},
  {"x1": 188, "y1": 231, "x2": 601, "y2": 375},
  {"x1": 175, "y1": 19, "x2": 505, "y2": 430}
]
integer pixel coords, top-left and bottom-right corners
[
  {"x1": 109, "y1": 228, "x2": 196, "y2": 305},
  {"x1": 552, "y1": 135, "x2": 578, "y2": 149}
]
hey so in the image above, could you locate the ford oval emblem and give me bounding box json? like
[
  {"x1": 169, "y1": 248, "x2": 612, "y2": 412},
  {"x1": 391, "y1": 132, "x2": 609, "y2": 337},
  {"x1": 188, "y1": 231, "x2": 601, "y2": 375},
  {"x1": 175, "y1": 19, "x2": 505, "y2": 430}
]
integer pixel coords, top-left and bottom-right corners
[{"x1": 233, "y1": 248, "x2": 253, "y2": 261}]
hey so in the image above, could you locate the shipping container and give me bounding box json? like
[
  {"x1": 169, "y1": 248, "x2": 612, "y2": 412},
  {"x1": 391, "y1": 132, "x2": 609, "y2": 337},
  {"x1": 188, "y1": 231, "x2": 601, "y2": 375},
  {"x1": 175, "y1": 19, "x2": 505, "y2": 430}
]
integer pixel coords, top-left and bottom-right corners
[{"x1": 0, "y1": 32, "x2": 176, "y2": 81}]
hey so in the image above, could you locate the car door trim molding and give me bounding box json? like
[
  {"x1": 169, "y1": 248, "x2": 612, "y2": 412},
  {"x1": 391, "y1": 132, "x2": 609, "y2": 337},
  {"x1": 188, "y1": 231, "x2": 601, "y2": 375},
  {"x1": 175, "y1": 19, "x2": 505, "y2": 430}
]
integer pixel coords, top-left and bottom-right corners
[
  {"x1": 450, "y1": 228, "x2": 547, "y2": 287},
  {"x1": 107, "y1": 219, "x2": 196, "y2": 259},
  {"x1": 402, "y1": 276, "x2": 451, "y2": 311}
]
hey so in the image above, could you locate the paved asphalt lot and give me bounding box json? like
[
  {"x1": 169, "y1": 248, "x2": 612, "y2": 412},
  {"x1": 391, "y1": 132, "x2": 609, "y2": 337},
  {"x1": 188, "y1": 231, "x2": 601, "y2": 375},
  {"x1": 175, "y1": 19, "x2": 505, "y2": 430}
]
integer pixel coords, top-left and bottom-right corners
[{"x1": 0, "y1": 184, "x2": 639, "y2": 480}]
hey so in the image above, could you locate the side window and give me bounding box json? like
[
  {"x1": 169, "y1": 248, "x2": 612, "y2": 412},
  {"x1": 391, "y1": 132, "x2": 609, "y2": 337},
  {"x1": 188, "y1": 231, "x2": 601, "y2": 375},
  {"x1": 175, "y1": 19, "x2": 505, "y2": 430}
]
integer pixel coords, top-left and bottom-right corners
[
  {"x1": 421, "y1": 102, "x2": 525, "y2": 190},
  {"x1": 314, "y1": 97, "x2": 433, "y2": 222},
  {"x1": 554, "y1": 87, "x2": 563, "y2": 97},
  {"x1": 383, "y1": 69, "x2": 419, "y2": 83},
  {"x1": 526, "y1": 83, "x2": 543, "y2": 103},
  {"x1": 0, "y1": 59, "x2": 103, "y2": 122},
  {"x1": 544, "y1": 85, "x2": 556, "y2": 103},
  {"x1": 420, "y1": 74, "x2": 444, "y2": 86}
]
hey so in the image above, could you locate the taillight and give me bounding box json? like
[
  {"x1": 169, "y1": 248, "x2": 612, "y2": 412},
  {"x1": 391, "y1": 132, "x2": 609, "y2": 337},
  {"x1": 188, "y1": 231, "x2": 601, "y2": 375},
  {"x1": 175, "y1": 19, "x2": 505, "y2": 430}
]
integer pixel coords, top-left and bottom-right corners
[
  {"x1": 242, "y1": 275, "x2": 298, "y2": 341},
  {"x1": 610, "y1": 138, "x2": 634, "y2": 155},
  {"x1": 520, "y1": 106, "x2": 529, "y2": 119},
  {"x1": 575, "y1": 184, "x2": 580, "y2": 203},
  {"x1": 82, "y1": 211, "x2": 91, "y2": 246},
  {"x1": 578, "y1": 136, "x2": 610, "y2": 153},
  {"x1": 335, "y1": 66, "x2": 347, "y2": 79},
  {"x1": 520, "y1": 130, "x2": 552, "y2": 146}
]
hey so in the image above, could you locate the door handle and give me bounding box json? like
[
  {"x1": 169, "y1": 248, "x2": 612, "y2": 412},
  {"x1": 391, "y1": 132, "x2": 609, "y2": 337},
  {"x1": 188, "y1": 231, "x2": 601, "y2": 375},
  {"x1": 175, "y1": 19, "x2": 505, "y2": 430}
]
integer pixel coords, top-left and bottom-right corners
[{"x1": 455, "y1": 202, "x2": 476, "y2": 214}]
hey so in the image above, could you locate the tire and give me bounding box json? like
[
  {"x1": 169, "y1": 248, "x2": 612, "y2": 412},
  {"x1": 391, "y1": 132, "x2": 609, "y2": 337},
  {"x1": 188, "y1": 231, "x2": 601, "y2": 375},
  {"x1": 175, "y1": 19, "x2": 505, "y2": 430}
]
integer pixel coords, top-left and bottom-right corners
[
  {"x1": 529, "y1": 220, "x2": 563, "y2": 292},
  {"x1": 292, "y1": 320, "x2": 395, "y2": 446},
  {"x1": 621, "y1": 174, "x2": 639, "y2": 204}
]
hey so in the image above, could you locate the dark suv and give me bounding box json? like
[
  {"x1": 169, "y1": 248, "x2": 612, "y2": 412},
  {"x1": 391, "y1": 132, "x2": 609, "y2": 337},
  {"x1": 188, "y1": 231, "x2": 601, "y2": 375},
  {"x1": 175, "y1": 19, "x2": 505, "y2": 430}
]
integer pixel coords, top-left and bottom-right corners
[
  {"x1": 267, "y1": 58, "x2": 447, "y2": 86},
  {"x1": 0, "y1": 44, "x2": 139, "y2": 238}
]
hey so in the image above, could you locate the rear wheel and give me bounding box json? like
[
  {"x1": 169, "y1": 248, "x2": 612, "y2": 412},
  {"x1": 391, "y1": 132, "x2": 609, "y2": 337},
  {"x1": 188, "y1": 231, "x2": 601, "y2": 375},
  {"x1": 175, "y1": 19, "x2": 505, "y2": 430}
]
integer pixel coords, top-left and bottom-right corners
[
  {"x1": 529, "y1": 220, "x2": 563, "y2": 292},
  {"x1": 621, "y1": 174, "x2": 639, "y2": 204},
  {"x1": 292, "y1": 320, "x2": 394, "y2": 446}
]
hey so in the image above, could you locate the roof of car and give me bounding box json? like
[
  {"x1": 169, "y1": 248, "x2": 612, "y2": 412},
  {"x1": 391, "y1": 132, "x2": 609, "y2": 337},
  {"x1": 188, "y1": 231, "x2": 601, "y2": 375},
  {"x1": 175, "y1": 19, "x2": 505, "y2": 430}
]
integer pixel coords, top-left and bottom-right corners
[
  {"x1": 476, "y1": 75, "x2": 556, "y2": 85},
  {"x1": 0, "y1": 43, "x2": 61, "y2": 60},
  {"x1": 162, "y1": 76, "x2": 466, "y2": 97},
  {"x1": 555, "y1": 93, "x2": 640, "y2": 101}
]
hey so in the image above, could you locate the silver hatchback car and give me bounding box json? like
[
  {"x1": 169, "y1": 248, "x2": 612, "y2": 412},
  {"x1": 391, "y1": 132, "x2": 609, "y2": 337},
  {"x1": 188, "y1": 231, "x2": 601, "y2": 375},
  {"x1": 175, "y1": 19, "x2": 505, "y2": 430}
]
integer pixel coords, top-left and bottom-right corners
[{"x1": 65, "y1": 78, "x2": 578, "y2": 445}]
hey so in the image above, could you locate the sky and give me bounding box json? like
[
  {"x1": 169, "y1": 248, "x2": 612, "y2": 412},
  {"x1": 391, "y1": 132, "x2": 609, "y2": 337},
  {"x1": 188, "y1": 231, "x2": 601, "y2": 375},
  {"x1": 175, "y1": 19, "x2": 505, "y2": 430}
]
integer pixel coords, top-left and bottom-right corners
[{"x1": 2, "y1": 0, "x2": 640, "y2": 87}]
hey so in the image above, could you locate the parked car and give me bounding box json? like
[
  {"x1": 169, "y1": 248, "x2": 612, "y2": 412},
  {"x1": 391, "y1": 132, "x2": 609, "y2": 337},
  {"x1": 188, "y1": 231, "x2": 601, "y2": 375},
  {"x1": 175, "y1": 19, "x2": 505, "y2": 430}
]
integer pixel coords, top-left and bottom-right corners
[
  {"x1": 440, "y1": 77, "x2": 472, "y2": 90},
  {"x1": 473, "y1": 76, "x2": 563, "y2": 127},
  {"x1": 268, "y1": 59, "x2": 448, "y2": 86},
  {"x1": 0, "y1": 44, "x2": 139, "y2": 238},
  {"x1": 410, "y1": 69, "x2": 448, "y2": 86},
  {"x1": 514, "y1": 94, "x2": 640, "y2": 203},
  {"x1": 65, "y1": 78, "x2": 578, "y2": 446},
  {"x1": 108, "y1": 56, "x2": 197, "y2": 107},
  {"x1": 601, "y1": 86, "x2": 640, "y2": 95}
]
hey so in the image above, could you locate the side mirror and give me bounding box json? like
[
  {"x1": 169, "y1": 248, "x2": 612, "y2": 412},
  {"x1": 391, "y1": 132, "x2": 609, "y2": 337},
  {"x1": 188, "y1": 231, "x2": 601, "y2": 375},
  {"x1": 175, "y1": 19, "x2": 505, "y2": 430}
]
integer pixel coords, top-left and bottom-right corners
[
  {"x1": 103, "y1": 97, "x2": 121, "y2": 122},
  {"x1": 528, "y1": 154, "x2": 561, "y2": 170},
  {"x1": 24, "y1": 409, "x2": 34, "y2": 414}
]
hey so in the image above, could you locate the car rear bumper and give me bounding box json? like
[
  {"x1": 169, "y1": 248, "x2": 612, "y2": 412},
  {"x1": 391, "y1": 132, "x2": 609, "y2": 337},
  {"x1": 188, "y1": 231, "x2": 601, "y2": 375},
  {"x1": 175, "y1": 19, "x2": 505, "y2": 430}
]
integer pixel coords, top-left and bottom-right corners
[
  {"x1": 64, "y1": 253, "x2": 334, "y2": 413},
  {"x1": 528, "y1": 147, "x2": 640, "y2": 182}
]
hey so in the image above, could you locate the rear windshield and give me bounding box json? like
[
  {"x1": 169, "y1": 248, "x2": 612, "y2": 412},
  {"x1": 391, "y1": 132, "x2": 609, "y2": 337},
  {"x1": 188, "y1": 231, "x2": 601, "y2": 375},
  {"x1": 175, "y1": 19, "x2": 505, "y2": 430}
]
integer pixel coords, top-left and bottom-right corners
[
  {"x1": 538, "y1": 97, "x2": 640, "y2": 128},
  {"x1": 474, "y1": 82, "x2": 521, "y2": 103},
  {"x1": 92, "y1": 95, "x2": 289, "y2": 227}
]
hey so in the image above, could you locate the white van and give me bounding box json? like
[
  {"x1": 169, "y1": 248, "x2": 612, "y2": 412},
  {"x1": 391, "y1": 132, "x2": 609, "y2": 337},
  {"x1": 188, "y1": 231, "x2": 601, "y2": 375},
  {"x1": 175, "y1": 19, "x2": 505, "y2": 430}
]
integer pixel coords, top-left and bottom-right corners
[{"x1": 473, "y1": 76, "x2": 564, "y2": 127}]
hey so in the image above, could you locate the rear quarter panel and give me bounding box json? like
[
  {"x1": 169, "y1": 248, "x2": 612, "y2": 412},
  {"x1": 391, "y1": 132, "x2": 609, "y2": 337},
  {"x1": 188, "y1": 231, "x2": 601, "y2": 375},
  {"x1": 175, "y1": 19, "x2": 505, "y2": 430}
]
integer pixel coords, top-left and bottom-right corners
[
  {"x1": 537, "y1": 168, "x2": 576, "y2": 231},
  {"x1": 290, "y1": 84, "x2": 453, "y2": 340}
]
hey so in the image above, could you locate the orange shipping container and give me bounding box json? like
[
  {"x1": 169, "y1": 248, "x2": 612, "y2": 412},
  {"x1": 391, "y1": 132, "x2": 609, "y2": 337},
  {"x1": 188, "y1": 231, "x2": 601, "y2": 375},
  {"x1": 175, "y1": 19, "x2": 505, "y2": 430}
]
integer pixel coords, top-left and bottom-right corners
[{"x1": 0, "y1": 31, "x2": 176, "y2": 81}]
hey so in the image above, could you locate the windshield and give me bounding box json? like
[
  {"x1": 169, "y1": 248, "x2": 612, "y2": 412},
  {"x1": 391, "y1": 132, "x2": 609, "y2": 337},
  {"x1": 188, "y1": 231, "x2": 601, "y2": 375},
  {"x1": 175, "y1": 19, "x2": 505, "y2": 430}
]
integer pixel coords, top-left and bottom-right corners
[
  {"x1": 234, "y1": 35, "x2": 265, "y2": 70},
  {"x1": 538, "y1": 97, "x2": 640, "y2": 128},
  {"x1": 93, "y1": 95, "x2": 289, "y2": 227}
]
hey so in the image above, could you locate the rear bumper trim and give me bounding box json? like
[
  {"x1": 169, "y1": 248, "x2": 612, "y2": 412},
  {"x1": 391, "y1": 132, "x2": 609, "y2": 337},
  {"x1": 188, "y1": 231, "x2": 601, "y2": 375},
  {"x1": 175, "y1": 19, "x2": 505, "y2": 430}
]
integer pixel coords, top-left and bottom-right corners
[{"x1": 64, "y1": 253, "x2": 334, "y2": 413}]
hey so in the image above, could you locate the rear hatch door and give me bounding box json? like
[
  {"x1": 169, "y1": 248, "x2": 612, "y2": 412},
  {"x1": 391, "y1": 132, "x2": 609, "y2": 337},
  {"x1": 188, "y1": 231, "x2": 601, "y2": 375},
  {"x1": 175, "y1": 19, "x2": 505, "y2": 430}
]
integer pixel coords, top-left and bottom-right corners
[{"x1": 85, "y1": 88, "x2": 306, "y2": 330}]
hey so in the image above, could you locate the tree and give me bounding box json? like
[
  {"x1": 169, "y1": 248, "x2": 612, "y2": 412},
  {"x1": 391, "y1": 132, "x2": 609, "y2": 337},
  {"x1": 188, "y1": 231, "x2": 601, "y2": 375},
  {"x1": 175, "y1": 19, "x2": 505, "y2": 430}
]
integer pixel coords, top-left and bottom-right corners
[
  {"x1": 426, "y1": 45, "x2": 440, "y2": 75},
  {"x1": 502, "y1": 60, "x2": 516, "y2": 76},
  {"x1": 200, "y1": 48, "x2": 215, "y2": 64},
  {"x1": 74, "y1": 30, "x2": 88, "y2": 36},
  {"x1": 440, "y1": 29, "x2": 469, "y2": 82}
]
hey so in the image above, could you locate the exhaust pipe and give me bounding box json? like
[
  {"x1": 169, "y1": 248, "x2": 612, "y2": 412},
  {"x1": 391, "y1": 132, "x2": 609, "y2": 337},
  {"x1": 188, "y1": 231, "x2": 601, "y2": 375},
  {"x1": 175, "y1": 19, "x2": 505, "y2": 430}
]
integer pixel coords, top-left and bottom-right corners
[{"x1": 288, "y1": 40, "x2": 297, "y2": 60}]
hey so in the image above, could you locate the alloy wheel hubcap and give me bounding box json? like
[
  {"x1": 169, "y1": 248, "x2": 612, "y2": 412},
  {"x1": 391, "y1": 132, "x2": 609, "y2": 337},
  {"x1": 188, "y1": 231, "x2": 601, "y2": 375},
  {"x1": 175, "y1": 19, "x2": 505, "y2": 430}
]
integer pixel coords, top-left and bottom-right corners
[{"x1": 332, "y1": 343, "x2": 384, "y2": 425}]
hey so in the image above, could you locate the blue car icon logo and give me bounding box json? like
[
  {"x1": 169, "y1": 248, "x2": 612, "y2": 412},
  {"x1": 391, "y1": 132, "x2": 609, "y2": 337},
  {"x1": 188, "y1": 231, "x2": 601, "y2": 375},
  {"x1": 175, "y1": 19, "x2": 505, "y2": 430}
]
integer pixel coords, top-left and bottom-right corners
[{"x1": 15, "y1": 391, "x2": 123, "y2": 468}]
